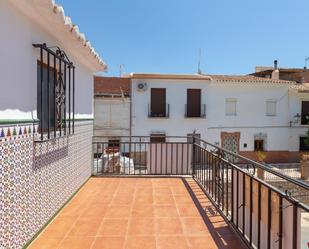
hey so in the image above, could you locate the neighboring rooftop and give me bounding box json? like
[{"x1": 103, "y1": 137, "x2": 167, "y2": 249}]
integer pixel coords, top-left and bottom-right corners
[
  {"x1": 251, "y1": 60, "x2": 309, "y2": 83},
  {"x1": 207, "y1": 74, "x2": 295, "y2": 84},
  {"x1": 129, "y1": 73, "x2": 212, "y2": 80},
  {"x1": 94, "y1": 76, "x2": 131, "y2": 96},
  {"x1": 129, "y1": 72, "x2": 295, "y2": 84}
]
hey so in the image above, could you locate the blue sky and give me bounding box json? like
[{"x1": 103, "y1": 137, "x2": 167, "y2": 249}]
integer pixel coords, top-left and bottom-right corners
[{"x1": 57, "y1": 0, "x2": 309, "y2": 76}]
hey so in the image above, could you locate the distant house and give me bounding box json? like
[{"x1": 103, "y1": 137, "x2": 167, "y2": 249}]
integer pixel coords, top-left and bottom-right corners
[
  {"x1": 94, "y1": 76, "x2": 131, "y2": 145},
  {"x1": 130, "y1": 72, "x2": 309, "y2": 163},
  {"x1": 0, "y1": 1, "x2": 106, "y2": 248},
  {"x1": 252, "y1": 60, "x2": 309, "y2": 83}
]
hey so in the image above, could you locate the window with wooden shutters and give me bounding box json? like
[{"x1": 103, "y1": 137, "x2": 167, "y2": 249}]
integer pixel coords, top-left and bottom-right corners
[
  {"x1": 299, "y1": 137, "x2": 309, "y2": 151},
  {"x1": 266, "y1": 100, "x2": 277, "y2": 116},
  {"x1": 186, "y1": 89, "x2": 201, "y2": 117},
  {"x1": 225, "y1": 98, "x2": 237, "y2": 116},
  {"x1": 301, "y1": 101, "x2": 309, "y2": 125},
  {"x1": 150, "y1": 133, "x2": 166, "y2": 143},
  {"x1": 149, "y1": 88, "x2": 167, "y2": 117}
]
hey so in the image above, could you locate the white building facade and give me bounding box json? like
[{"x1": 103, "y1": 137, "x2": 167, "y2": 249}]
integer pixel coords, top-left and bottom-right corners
[
  {"x1": 93, "y1": 77, "x2": 131, "y2": 140},
  {"x1": 0, "y1": 1, "x2": 106, "y2": 248},
  {"x1": 131, "y1": 73, "x2": 309, "y2": 163}
]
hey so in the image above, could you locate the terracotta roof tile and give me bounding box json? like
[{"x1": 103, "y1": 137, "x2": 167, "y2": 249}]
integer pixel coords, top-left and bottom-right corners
[
  {"x1": 207, "y1": 74, "x2": 295, "y2": 84},
  {"x1": 94, "y1": 76, "x2": 131, "y2": 95}
]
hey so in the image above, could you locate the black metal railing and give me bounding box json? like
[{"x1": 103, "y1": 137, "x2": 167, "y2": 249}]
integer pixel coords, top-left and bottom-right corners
[
  {"x1": 92, "y1": 135, "x2": 309, "y2": 249},
  {"x1": 192, "y1": 136, "x2": 309, "y2": 249},
  {"x1": 33, "y1": 43, "x2": 75, "y2": 141},
  {"x1": 148, "y1": 104, "x2": 170, "y2": 118},
  {"x1": 93, "y1": 136, "x2": 190, "y2": 175},
  {"x1": 185, "y1": 104, "x2": 206, "y2": 118}
]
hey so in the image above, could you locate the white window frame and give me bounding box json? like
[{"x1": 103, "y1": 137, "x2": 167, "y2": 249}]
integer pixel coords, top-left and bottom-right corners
[
  {"x1": 266, "y1": 99, "x2": 277, "y2": 116},
  {"x1": 225, "y1": 98, "x2": 237, "y2": 116}
]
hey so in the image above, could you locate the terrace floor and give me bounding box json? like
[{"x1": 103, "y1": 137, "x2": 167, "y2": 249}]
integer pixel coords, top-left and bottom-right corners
[{"x1": 28, "y1": 177, "x2": 246, "y2": 249}]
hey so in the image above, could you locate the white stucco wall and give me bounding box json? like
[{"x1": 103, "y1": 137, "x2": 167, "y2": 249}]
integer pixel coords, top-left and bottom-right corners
[
  {"x1": 94, "y1": 97, "x2": 130, "y2": 137},
  {"x1": 132, "y1": 79, "x2": 210, "y2": 136},
  {"x1": 131, "y1": 78, "x2": 308, "y2": 152},
  {"x1": 0, "y1": 1, "x2": 94, "y2": 120}
]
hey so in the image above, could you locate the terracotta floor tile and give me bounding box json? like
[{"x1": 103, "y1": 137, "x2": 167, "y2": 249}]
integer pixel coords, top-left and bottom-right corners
[
  {"x1": 105, "y1": 205, "x2": 132, "y2": 218},
  {"x1": 111, "y1": 195, "x2": 134, "y2": 205},
  {"x1": 131, "y1": 204, "x2": 154, "y2": 217},
  {"x1": 58, "y1": 236, "x2": 94, "y2": 249},
  {"x1": 154, "y1": 195, "x2": 175, "y2": 205},
  {"x1": 92, "y1": 195, "x2": 113, "y2": 205},
  {"x1": 97, "y1": 218, "x2": 129, "y2": 236},
  {"x1": 29, "y1": 177, "x2": 245, "y2": 249},
  {"x1": 221, "y1": 235, "x2": 247, "y2": 248},
  {"x1": 128, "y1": 218, "x2": 155, "y2": 235},
  {"x1": 171, "y1": 187, "x2": 189, "y2": 195},
  {"x1": 82, "y1": 206, "x2": 107, "y2": 217},
  {"x1": 153, "y1": 187, "x2": 172, "y2": 196},
  {"x1": 177, "y1": 205, "x2": 201, "y2": 217},
  {"x1": 68, "y1": 217, "x2": 101, "y2": 236},
  {"x1": 182, "y1": 217, "x2": 210, "y2": 235},
  {"x1": 28, "y1": 237, "x2": 62, "y2": 249},
  {"x1": 154, "y1": 205, "x2": 179, "y2": 217},
  {"x1": 156, "y1": 236, "x2": 189, "y2": 249},
  {"x1": 174, "y1": 195, "x2": 193, "y2": 205},
  {"x1": 135, "y1": 187, "x2": 153, "y2": 196},
  {"x1": 58, "y1": 204, "x2": 86, "y2": 217},
  {"x1": 40, "y1": 217, "x2": 76, "y2": 238},
  {"x1": 133, "y1": 195, "x2": 154, "y2": 205},
  {"x1": 156, "y1": 218, "x2": 184, "y2": 235},
  {"x1": 116, "y1": 188, "x2": 136, "y2": 196},
  {"x1": 125, "y1": 236, "x2": 156, "y2": 249},
  {"x1": 187, "y1": 236, "x2": 218, "y2": 249}
]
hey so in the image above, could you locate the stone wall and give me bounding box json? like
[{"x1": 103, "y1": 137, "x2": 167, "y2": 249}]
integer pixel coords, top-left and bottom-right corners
[{"x1": 0, "y1": 121, "x2": 93, "y2": 249}]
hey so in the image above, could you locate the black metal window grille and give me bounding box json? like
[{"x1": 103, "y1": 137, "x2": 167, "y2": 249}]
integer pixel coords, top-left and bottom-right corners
[{"x1": 33, "y1": 43, "x2": 75, "y2": 140}]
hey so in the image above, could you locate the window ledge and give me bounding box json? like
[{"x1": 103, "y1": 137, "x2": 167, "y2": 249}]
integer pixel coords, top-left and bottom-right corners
[
  {"x1": 148, "y1": 116, "x2": 170, "y2": 119},
  {"x1": 184, "y1": 116, "x2": 206, "y2": 119}
]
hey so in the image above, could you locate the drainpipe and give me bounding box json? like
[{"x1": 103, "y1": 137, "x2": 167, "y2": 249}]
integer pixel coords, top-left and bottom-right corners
[{"x1": 129, "y1": 78, "x2": 132, "y2": 156}]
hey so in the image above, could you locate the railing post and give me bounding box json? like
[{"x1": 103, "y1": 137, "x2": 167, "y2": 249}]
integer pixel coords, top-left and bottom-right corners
[{"x1": 192, "y1": 134, "x2": 196, "y2": 175}]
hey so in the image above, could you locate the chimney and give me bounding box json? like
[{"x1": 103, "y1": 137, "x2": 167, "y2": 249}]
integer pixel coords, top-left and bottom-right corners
[
  {"x1": 272, "y1": 60, "x2": 279, "y2": 80},
  {"x1": 274, "y1": 60, "x2": 278, "y2": 70}
]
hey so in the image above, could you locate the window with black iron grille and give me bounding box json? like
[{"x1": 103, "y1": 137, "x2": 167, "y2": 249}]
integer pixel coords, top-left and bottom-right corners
[{"x1": 33, "y1": 43, "x2": 75, "y2": 140}]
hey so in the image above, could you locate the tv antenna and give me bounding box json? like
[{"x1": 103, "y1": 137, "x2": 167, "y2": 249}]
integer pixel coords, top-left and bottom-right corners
[
  {"x1": 119, "y1": 64, "x2": 125, "y2": 76},
  {"x1": 305, "y1": 57, "x2": 309, "y2": 69},
  {"x1": 197, "y1": 48, "x2": 202, "y2": 74}
]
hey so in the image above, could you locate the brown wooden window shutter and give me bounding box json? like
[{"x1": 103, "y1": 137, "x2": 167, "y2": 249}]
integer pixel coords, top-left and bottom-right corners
[
  {"x1": 187, "y1": 89, "x2": 201, "y2": 117},
  {"x1": 151, "y1": 88, "x2": 166, "y2": 117}
]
